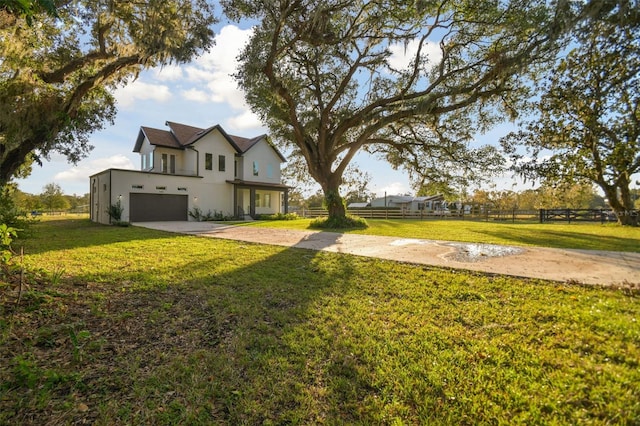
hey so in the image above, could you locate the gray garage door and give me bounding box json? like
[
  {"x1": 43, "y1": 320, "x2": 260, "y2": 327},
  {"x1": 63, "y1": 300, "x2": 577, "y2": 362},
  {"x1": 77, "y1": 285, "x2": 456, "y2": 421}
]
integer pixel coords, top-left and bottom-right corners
[{"x1": 129, "y1": 193, "x2": 188, "y2": 222}]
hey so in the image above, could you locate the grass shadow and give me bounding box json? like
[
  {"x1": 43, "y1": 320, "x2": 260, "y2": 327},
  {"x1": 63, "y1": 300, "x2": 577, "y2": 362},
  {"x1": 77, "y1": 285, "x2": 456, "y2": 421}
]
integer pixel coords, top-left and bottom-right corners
[
  {"x1": 2, "y1": 224, "x2": 366, "y2": 424},
  {"x1": 18, "y1": 218, "x2": 178, "y2": 255},
  {"x1": 2, "y1": 220, "x2": 639, "y2": 424}
]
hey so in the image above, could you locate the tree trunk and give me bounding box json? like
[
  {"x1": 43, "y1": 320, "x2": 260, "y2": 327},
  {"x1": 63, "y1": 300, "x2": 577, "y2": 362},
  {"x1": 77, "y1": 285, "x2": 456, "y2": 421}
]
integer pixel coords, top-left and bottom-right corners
[
  {"x1": 325, "y1": 189, "x2": 346, "y2": 219},
  {"x1": 319, "y1": 178, "x2": 347, "y2": 221},
  {"x1": 604, "y1": 186, "x2": 638, "y2": 226}
]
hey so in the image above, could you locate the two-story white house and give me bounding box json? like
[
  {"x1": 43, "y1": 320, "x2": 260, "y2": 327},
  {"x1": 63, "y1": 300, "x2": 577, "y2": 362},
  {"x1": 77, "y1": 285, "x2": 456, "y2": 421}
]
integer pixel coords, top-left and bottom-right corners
[{"x1": 90, "y1": 121, "x2": 289, "y2": 224}]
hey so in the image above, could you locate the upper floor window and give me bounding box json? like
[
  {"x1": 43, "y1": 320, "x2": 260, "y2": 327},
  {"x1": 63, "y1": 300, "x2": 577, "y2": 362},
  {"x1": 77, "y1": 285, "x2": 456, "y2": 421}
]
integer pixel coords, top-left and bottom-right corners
[
  {"x1": 218, "y1": 155, "x2": 226, "y2": 172},
  {"x1": 266, "y1": 164, "x2": 274, "y2": 178},
  {"x1": 169, "y1": 154, "x2": 176, "y2": 174},
  {"x1": 205, "y1": 153, "x2": 213, "y2": 170},
  {"x1": 161, "y1": 153, "x2": 168, "y2": 173},
  {"x1": 253, "y1": 161, "x2": 259, "y2": 176}
]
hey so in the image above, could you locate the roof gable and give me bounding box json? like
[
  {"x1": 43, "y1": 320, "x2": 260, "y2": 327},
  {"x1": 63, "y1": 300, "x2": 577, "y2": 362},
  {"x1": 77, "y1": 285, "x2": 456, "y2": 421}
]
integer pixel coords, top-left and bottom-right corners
[{"x1": 132, "y1": 121, "x2": 286, "y2": 162}]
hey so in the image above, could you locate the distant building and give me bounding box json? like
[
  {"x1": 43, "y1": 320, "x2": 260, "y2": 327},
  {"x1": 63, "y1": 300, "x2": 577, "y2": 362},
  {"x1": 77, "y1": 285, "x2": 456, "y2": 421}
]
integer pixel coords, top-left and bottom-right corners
[{"x1": 370, "y1": 194, "x2": 446, "y2": 211}]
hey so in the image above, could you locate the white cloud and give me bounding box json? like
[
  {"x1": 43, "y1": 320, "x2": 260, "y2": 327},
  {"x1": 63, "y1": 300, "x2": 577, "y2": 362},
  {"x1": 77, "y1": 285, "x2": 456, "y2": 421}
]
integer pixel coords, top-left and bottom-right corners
[
  {"x1": 181, "y1": 24, "x2": 254, "y2": 112},
  {"x1": 181, "y1": 88, "x2": 210, "y2": 103},
  {"x1": 226, "y1": 110, "x2": 264, "y2": 132},
  {"x1": 375, "y1": 181, "x2": 411, "y2": 197},
  {"x1": 153, "y1": 65, "x2": 184, "y2": 81},
  {"x1": 388, "y1": 39, "x2": 442, "y2": 70},
  {"x1": 54, "y1": 155, "x2": 135, "y2": 183},
  {"x1": 115, "y1": 81, "x2": 172, "y2": 108}
]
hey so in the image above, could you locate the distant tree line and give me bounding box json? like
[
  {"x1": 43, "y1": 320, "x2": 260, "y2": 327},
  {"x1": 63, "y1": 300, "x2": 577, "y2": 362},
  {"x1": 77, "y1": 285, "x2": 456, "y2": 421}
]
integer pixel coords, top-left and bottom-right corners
[
  {"x1": 290, "y1": 183, "x2": 640, "y2": 212},
  {"x1": 8, "y1": 183, "x2": 88, "y2": 213}
]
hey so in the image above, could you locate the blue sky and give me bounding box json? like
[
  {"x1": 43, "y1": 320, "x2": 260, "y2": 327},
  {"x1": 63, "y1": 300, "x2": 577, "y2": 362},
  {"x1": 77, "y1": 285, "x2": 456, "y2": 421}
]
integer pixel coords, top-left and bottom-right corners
[{"x1": 15, "y1": 22, "x2": 520, "y2": 198}]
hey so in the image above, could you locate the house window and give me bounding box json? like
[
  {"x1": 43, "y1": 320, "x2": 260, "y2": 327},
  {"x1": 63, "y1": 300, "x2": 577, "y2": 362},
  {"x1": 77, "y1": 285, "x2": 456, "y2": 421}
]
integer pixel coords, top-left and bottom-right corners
[
  {"x1": 177, "y1": 187, "x2": 187, "y2": 191},
  {"x1": 234, "y1": 159, "x2": 238, "y2": 178},
  {"x1": 205, "y1": 153, "x2": 213, "y2": 170},
  {"x1": 170, "y1": 154, "x2": 176, "y2": 174},
  {"x1": 161, "y1": 153, "x2": 168, "y2": 173},
  {"x1": 266, "y1": 164, "x2": 274, "y2": 178},
  {"x1": 141, "y1": 155, "x2": 146, "y2": 170},
  {"x1": 132, "y1": 185, "x2": 144, "y2": 189},
  {"x1": 156, "y1": 186, "x2": 166, "y2": 190},
  {"x1": 253, "y1": 161, "x2": 259, "y2": 176},
  {"x1": 218, "y1": 155, "x2": 226, "y2": 172},
  {"x1": 256, "y1": 193, "x2": 272, "y2": 208}
]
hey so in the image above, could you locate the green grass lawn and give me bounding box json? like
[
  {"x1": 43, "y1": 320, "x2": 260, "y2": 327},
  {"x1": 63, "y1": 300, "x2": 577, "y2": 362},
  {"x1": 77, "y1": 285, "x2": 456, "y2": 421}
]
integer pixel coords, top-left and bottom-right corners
[
  {"x1": 243, "y1": 218, "x2": 640, "y2": 252},
  {"x1": 1, "y1": 218, "x2": 639, "y2": 424}
]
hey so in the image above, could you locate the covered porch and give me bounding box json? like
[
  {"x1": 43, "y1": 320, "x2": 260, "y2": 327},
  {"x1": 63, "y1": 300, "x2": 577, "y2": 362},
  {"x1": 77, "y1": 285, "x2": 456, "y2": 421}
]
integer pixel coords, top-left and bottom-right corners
[{"x1": 227, "y1": 179, "x2": 290, "y2": 219}]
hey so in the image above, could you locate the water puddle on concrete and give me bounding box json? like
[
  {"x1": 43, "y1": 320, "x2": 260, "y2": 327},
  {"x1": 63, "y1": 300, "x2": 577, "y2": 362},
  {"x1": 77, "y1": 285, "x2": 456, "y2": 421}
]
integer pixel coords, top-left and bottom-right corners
[{"x1": 445, "y1": 242, "x2": 525, "y2": 263}]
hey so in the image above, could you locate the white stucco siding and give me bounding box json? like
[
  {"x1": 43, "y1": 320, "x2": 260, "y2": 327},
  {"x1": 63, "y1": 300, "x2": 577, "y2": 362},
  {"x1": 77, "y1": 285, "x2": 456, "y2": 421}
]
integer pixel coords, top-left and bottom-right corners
[
  {"x1": 196, "y1": 131, "x2": 237, "y2": 184},
  {"x1": 90, "y1": 170, "x2": 113, "y2": 224},
  {"x1": 241, "y1": 140, "x2": 283, "y2": 183},
  {"x1": 234, "y1": 156, "x2": 243, "y2": 179},
  {"x1": 91, "y1": 170, "x2": 236, "y2": 224}
]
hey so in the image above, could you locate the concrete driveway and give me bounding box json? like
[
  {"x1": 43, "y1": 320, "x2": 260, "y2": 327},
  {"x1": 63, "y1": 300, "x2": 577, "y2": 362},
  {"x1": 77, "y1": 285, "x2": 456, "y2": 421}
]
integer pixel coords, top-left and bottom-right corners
[{"x1": 133, "y1": 221, "x2": 640, "y2": 287}]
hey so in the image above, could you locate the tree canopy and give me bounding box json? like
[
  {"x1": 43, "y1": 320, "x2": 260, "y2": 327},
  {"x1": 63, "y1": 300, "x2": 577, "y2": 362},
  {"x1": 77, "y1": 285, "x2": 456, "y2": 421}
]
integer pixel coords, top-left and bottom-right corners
[
  {"x1": 502, "y1": 3, "x2": 640, "y2": 225},
  {"x1": 0, "y1": 0, "x2": 57, "y2": 25},
  {"x1": 222, "y1": 0, "x2": 616, "y2": 222},
  {"x1": 0, "y1": 0, "x2": 217, "y2": 186}
]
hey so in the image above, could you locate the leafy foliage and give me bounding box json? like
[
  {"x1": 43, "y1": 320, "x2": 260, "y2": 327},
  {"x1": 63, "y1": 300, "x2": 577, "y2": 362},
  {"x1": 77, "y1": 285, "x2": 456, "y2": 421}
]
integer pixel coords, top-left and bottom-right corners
[
  {"x1": 40, "y1": 183, "x2": 69, "y2": 212},
  {"x1": 0, "y1": 0, "x2": 58, "y2": 25},
  {"x1": 223, "y1": 0, "x2": 613, "y2": 221},
  {"x1": 0, "y1": 185, "x2": 33, "y2": 232},
  {"x1": 502, "y1": 5, "x2": 640, "y2": 225},
  {"x1": 106, "y1": 199, "x2": 123, "y2": 223},
  {"x1": 0, "y1": 0, "x2": 217, "y2": 186},
  {"x1": 256, "y1": 212, "x2": 300, "y2": 220},
  {"x1": 310, "y1": 214, "x2": 368, "y2": 230}
]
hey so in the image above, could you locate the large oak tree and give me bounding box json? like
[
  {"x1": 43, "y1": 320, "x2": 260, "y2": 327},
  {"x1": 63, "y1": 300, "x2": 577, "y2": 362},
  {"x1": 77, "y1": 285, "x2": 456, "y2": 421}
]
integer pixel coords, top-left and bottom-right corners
[
  {"x1": 222, "y1": 0, "x2": 615, "y2": 221},
  {"x1": 502, "y1": 4, "x2": 640, "y2": 225},
  {"x1": 0, "y1": 0, "x2": 217, "y2": 186}
]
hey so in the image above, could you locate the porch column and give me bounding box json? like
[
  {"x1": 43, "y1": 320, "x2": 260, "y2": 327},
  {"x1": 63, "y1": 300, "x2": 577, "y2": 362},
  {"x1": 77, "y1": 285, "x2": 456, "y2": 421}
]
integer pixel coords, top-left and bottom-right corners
[
  {"x1": 249, "y1": 188, "x2": 256, "y2": 218},
  {"x1": 232, "y1": 184, "x2": 238, "y2": 218},
  {"x1": 284, "y1": 188, "x2": 289, "y2": 213}
]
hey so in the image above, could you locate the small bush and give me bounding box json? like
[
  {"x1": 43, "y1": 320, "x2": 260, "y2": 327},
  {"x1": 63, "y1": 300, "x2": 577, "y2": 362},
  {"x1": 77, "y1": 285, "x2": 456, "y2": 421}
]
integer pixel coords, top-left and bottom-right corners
[
  {"x1": 189, "y1": 207, "x2": 203, "y2": 221},
  {"x1": 106, "y1": 200, "x2": 124, "y2": 223},
  {"x1": 310, "y1": 214, "x2": 368, "y2": 229},
  {"x1": 189, "y1": 207, "x2": 232, "y2": 221},
  {"x1": 0, "y1": 189, "x2": 34, "y2": 235},
  {"x1": 257, "y1": 212, "x2": 300, "y2": 221}
]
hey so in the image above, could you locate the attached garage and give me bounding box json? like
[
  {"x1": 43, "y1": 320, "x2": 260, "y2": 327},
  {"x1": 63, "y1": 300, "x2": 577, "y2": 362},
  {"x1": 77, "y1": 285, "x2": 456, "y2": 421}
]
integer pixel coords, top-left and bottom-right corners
[{"x1": 129, "y1": 193, "x2": 188, "y2": 222}]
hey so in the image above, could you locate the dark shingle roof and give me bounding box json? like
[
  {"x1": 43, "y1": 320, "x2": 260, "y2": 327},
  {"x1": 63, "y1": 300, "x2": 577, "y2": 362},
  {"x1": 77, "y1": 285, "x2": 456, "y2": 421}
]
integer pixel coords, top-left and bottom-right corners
[{"x1": 133, "y1": 121, "x2": 285, "y2": 162}]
